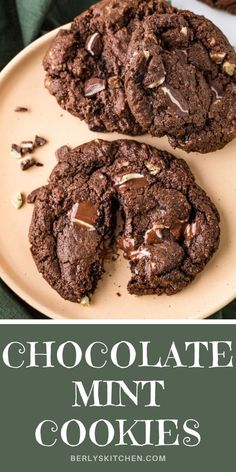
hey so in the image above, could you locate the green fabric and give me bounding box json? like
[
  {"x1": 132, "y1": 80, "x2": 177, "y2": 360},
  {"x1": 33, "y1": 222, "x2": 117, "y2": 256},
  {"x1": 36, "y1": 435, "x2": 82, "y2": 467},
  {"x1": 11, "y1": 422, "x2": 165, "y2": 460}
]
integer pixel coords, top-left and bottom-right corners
[
  {"x1": 16, "y1": 0, "x2": 53, "y2": 46},
  {"x1": 0, "y1": 0, "x2": 23, "y2": 70},
  {"x1": 0, "y1": 281, "x2": 46, "y2": 319},
  {"x1": 0, "y1": 0, "x2": 235, "y2": 319}
]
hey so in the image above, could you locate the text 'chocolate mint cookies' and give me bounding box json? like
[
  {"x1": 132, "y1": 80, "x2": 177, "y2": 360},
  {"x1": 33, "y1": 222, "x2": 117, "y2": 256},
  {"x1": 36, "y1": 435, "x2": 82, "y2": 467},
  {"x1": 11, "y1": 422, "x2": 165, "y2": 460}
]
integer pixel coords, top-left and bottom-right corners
[
  {"x1": 198, "y1": 0, "x2": 236, "y2": 14},
  {"x1": 43, "y1": 0, "x2": 174, "y2": 135},
  {"x1": 125, "y1": 10, "x2": 236, "y2": 153},
  {"x1": 29, "y1": 139, "x2": 220, "y2": 303}
]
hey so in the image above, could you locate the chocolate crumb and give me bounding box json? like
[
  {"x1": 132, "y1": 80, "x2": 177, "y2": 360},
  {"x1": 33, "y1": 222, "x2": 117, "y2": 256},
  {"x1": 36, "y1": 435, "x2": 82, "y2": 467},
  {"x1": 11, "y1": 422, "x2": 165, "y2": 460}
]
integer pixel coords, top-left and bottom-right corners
[
  {"x1": 116, "y1": 292, "x2": 121, "y2": 297},
  {"x1": 20, "y1": 158, "x2": 36, "y2": 171},
  {"x1": 14, "y1": 106, "x2": 28, "y2": 112},
  {"x1": 35, "y1": 162, "x2": 44, "y2": 167},
  {"x1": 35, "y1": 135, "x2": 47, "y2": 147}
]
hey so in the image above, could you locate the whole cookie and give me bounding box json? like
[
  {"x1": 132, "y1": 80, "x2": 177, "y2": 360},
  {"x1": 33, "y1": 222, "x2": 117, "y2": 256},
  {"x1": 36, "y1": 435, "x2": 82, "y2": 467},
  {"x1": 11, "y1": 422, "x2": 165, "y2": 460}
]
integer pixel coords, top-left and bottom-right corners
[
  {"x1": 43, "y1": 0, "x2": 174, "y2": 135},
  {"x1": 125, "y1": 11, "x2": 236, "y2": 153},
  {"x1": 198, "y1": 0, "x2": 236, "y2": 14},
  {"x1": 29, "y1": 139, "x2": 220, "y2": 301}
]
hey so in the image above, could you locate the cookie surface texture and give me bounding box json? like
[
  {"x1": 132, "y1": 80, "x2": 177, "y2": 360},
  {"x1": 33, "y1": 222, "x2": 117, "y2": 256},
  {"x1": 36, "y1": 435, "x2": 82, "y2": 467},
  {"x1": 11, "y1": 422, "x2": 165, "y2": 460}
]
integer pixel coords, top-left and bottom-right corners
[
  {"x1": 43, "y1": 0, "x2": 174, "y2": 135},
  {"x1": 125, "y1": 11, "x2": 236, "y2": 152}
]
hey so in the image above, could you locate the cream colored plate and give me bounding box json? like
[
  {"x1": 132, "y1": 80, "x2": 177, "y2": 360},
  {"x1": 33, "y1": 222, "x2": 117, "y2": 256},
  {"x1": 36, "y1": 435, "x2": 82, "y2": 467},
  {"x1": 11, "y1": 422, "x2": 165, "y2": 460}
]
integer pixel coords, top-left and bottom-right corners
[{"x1": 0, "y1": 28, "x2": 235, "y2": 320}]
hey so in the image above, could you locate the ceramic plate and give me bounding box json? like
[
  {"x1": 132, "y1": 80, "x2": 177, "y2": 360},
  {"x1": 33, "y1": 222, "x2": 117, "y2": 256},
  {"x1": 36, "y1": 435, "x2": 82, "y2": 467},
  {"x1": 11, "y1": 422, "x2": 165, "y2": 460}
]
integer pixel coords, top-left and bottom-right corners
[{"x1": 0, "y1": 26, "x2": 235, "y2": 319}]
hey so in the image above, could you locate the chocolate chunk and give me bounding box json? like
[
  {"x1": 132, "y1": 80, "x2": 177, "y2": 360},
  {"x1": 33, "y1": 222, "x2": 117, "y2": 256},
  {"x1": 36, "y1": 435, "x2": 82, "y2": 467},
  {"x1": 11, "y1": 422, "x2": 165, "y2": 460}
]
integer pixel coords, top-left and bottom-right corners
[
  {"x1": 162, "y1": 86, "x2": 189, "y2": 115},
  {"x1": 21, "y1": 141, "x2": 34, "y2": 154},
  {"x1": 144, "y1": 227, "x2": 163, "y2": 245},
  {"x1": 211, "y1": 85, "x2": 223, "y2": 100},
  {"x1": 170, "y1": 222, "x2": 187, "y2": 239},
  {"x1": 20, "y1": 158, "x2": 36, "y2": 171},
  {"x1": 184, "y1": 221, "x2": 201, "y2": 241},
  {"x1": 84, "y1": 78, "x2": 106, "y2": 97},
  {"x1": 35, "y1": 135, "x2": 47, "y2": 147},
  {"x1": 117, "y1": 236, "x2": 135, "y2": 258},
  {"x1": 119, "y1": 177, "x2": 148, "y2": 191},
  {"x1": 71, "y1": 201, "x2": 98, "y2": 229},
  {"x1": 85, "y1": 32, "x2": 103, "y2": 57},
  {"x1": 115, "y1": 173, "x2": 148, "y2": 191}
]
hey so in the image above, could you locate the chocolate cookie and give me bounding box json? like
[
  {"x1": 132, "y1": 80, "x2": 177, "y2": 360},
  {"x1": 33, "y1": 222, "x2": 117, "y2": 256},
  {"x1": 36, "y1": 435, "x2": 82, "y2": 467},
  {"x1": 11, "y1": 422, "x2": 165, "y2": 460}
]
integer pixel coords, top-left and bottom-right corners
[
  {"x1": 43, "y1": 0, "x2": 174, "y2": 135},
  {"x1": 125, "y1": 11, "x2": 236, "y2": 153},
  {"x1": 199, "y1": 0, "x2": 236, "y2": 14},
  {"x1": 29, "y1": 139, "x2": 220, "y2": 301}
]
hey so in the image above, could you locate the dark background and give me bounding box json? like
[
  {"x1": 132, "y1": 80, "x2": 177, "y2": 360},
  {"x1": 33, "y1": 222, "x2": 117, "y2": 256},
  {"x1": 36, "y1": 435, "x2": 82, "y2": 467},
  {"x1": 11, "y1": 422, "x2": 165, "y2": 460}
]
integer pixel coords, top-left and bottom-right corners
[{"x1": 0, "y1": 0, "x2": 235, "y2": 319}]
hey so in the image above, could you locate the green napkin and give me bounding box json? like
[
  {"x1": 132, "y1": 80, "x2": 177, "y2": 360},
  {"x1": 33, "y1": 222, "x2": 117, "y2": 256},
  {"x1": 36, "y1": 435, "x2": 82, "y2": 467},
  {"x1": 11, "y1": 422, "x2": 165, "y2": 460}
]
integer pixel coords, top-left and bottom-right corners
[
  {"x1": 0, "y1": 0, "x2": 95, "y2": 71},
  {"x1": 16, "y1": 0, "x2": 53, "y2": 46},
  {"x1": 0, "y1": 0, "x2": 234, "y2": 319}
]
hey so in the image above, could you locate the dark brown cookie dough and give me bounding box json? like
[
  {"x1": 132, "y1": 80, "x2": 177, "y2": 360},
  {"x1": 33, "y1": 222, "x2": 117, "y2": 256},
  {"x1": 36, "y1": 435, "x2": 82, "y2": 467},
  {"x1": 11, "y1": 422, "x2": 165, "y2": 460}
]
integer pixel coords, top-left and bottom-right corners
[
  {"x1": 29, "y1": 140, "x2": 116, "y2": 302},
  {"x1": 29, "y1": 139, "x2": 220, "y2": 301},
  {"x1": 43, "y1": 0, "x2": 174, "y2": 135},
  {"x1": 125, "y1": 10, "x2": 236, "y2": 153},
  {"x1": 106, "y1": 140, "x2": 220, "y2": 295},
  {"x1": 198, "y1": 0, "x2": 236, "y2": 14}
]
